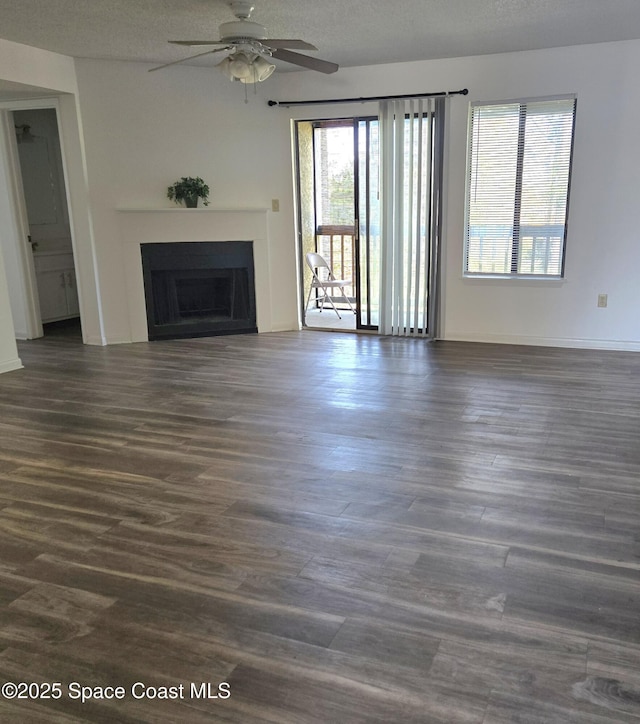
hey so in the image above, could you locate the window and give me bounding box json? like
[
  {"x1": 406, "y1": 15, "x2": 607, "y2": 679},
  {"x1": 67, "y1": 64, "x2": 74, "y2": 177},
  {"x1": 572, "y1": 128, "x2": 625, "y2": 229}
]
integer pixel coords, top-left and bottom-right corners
[{"x1": 465, "y1": 97, "x2": 576, "y2": 277}]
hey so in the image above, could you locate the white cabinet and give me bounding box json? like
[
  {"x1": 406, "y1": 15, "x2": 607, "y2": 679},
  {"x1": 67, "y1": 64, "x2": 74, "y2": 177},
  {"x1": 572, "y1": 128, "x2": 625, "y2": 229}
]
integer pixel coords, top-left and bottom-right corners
[{"x1": 33, "y1": 251, "x2": 80, "y2": 323}]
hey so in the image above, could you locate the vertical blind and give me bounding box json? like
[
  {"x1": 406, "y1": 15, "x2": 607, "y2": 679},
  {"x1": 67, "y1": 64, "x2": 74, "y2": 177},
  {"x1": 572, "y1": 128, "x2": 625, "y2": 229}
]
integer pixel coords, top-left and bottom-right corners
[
  {"x1": 465, "y1": 97, "x2": 576, "y2": 277},
  {"x1": 379, "y1": 97, "x2": 443, "y2": 336}
]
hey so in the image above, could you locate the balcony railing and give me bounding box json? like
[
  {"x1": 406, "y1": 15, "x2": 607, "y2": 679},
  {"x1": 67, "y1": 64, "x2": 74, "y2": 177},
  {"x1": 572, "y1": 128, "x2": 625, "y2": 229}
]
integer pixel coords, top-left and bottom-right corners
[
  {"x1": 467, "y1": 223, "x2": 565, "y2": 275},
  {"x1": 315, "y1": 225, "x2": 356, "y2": 303}
]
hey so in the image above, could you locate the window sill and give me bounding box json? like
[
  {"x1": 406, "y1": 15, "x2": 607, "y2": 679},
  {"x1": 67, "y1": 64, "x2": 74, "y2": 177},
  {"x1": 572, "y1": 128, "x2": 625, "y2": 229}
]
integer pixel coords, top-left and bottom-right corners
[{"x1": 463, "y1": 274, "x2": 565, "y2": 283}]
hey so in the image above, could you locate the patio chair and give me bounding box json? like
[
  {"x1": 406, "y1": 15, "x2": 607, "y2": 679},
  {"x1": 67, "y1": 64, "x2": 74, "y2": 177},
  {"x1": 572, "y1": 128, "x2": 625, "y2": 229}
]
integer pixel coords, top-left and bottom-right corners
[{"x1": 304, "y1": 252, "x2": 356, "y2": 320}]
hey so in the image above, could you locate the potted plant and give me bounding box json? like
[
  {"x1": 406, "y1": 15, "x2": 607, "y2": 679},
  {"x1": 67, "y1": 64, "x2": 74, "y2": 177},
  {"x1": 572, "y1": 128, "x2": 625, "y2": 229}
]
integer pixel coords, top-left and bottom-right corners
[{"x1": 167, "y1": 176, "x2": 210, "y2": 208}]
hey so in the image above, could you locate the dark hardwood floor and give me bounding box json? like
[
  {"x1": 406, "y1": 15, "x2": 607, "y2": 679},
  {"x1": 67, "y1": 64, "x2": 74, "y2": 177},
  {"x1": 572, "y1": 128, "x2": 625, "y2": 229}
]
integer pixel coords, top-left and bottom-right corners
[{"x1": 1, "y1": 326, "x2": 639, "y2": 723}]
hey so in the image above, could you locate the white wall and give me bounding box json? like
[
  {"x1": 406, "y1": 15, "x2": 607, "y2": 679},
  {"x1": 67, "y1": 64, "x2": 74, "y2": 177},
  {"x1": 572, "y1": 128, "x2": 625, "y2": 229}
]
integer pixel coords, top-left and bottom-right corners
[
  {"x1": 74, "y1": 39, "x2": 640, "y2": 349},
  {"x1": 4, "y1": 36, "x2": 637, "y2": 367},
  {"x1": 269, "y1": 40, "x2": 640, "y2": 349},
  {"x1": 0, "y1": 227, "x2": 21, "y2": 372},
  {"x1": 74, "y1": 59, "x2": 299, "y2": 342},
  {"x1": 440, "y1": 42, "x2": 640, "y2": 349},
  {"x1": 0, "y1": 38, "x2": 81, "y2": 370},
  {"x1": 0, "y1": 39, "x2": 106, "y2": 358},
  {"x1": 0, "y1": 109, "x2": 33, "y2": 341},
  {"x1": 0, "y1": 39, "x2": 78, "y2": 95}
]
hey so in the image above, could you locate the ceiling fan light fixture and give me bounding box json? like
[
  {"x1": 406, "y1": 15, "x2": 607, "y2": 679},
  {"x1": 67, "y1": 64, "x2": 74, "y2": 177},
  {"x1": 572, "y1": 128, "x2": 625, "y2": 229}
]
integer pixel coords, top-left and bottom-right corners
[
  {"x1": 241, "y1": 55, "x2": 275, "y2": 83},
  {"x1": 229, "y1": 52, "x2": 254, "y2": 79},
  {"x1": 216, "y1": 55, "x2": 236, "y2": 81},
  {"x1": 217, "y1": 52, "x2": 275, "y2": 83}
]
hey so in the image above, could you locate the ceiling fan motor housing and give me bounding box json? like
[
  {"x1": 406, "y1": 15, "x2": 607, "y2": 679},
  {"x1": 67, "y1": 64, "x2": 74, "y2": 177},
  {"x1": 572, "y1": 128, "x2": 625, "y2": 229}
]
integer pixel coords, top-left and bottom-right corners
[{"x1": 219, "y1": 19, "x2": 267, "y2": 42}]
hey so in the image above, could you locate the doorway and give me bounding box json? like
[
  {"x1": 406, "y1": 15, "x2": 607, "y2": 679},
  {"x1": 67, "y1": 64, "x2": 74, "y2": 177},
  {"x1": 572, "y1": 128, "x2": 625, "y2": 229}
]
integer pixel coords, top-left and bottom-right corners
[
  {"x1": 12, "y1": 107, "x2": 80, "y2": 339},
  {"x1": 296, "y1": 103, "x2": 444, "y2": 338},
  {"x1": 296, "y1": 117, "x2": 379, "y2": 332}
]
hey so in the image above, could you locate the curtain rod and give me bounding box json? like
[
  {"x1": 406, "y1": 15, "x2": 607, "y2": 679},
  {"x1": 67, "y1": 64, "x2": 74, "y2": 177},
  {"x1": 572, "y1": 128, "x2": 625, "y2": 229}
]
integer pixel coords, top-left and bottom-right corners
[{"x1": 267, "y1": 88, "x2": 468, "y2": 108}]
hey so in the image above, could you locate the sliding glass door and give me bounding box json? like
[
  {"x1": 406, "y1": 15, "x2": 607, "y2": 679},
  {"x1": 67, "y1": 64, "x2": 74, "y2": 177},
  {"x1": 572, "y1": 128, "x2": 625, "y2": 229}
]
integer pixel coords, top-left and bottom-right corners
[
  {"x1": 295, "y1": 102, "x2": 443, "y2": 337},
  {"x1": 355, "y1": 118, "x2": 380, "y2": 329},
  {"x1": 296, "y1": 117, "x2": 379, "y2": 331},
  {"x1": 313, "y1": 120, "x2": 356, "y2": 316}
]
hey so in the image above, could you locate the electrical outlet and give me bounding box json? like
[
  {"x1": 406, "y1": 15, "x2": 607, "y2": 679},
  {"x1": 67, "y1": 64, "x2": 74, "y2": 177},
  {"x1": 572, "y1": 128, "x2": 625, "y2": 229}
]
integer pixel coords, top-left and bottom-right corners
[
  {"x1": 597, "y1": 293, "x2": 608, "y2": 308},
  {"x1": 271, "y1": 199, "x2": 280, "y2": 212}
]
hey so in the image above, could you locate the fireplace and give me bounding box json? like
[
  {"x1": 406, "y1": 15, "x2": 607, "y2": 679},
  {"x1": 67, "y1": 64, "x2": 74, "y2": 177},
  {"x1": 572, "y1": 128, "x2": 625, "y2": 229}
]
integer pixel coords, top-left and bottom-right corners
[{"x1": 141, "y1": 241, "x2": 257, "y2": 340}]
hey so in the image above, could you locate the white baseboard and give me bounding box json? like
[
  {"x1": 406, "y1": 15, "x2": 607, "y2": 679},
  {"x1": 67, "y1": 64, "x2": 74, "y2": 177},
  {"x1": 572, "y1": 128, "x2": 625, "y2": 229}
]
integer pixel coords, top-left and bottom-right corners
[
  {"x1": 0, "y1": 356, "x2": 23, "y2": 374},
  {"x1": 443, "y1": 332, "x2": 640, "y2": 352},
  {"x1": 270, "y1": 323, "x2": 299, "y2": 333},
  {"x1": 84, "y1": 335, "x2": 108, "y2": 346},
  {"x1": 99, "y1": 325, "x2": 309, "y2": 343}
]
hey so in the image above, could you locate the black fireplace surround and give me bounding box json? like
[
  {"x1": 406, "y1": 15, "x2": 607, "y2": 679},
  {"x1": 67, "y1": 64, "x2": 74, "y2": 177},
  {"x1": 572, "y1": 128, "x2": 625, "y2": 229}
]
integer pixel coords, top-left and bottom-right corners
[{"x1": 141, "y1": 241, "x2": 257, "y2": 340}]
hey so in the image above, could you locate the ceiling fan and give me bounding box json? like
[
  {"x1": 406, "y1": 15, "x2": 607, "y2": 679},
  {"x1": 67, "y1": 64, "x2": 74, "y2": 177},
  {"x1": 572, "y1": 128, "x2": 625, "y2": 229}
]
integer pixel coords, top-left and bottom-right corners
[{"x1": 149, "y1": 0, "x2": 339, "y2": 82}]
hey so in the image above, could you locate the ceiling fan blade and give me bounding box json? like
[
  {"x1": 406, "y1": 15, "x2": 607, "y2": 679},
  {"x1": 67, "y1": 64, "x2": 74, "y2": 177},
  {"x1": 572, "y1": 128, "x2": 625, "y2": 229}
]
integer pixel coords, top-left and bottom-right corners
[
  {"x1": 263, "y1": 39, "x2": 318, "y2": 51},
  {"x1": 169, "y1": 40, "x2": 225, "y2": 46},
  {"x1": 271, "y1": 49, "x2": 339, "y2": 74},
  {"x1": 148, "y1": 47, "x2": 228, "y2": 72}
]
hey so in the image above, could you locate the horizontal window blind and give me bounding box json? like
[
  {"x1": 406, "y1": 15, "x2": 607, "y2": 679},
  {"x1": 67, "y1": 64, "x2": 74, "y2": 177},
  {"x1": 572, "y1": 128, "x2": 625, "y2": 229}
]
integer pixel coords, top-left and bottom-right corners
[{"x1": 465, "y1": 98, "x2": 576, "y2": 277}]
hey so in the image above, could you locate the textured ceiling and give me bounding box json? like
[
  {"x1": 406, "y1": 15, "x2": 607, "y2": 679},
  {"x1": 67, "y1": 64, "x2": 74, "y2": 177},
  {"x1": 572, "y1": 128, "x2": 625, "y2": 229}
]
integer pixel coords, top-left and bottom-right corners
[{"x1": 1, "y1": 0, "x2": 640, "y2": 73}]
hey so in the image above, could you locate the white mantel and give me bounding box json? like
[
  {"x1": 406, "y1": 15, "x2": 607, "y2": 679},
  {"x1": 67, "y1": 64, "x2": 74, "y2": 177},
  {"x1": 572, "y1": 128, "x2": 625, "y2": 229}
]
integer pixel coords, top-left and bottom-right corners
[{"x1": 118, "y1": 208, "x2": 272, "y2": 342}]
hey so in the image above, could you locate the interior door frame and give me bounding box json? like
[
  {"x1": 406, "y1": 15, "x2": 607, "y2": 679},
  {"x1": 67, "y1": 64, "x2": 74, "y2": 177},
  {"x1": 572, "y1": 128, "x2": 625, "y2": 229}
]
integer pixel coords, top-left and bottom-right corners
[{"x1": 0, "y1": 97, "x2": 78, "y2": 340}]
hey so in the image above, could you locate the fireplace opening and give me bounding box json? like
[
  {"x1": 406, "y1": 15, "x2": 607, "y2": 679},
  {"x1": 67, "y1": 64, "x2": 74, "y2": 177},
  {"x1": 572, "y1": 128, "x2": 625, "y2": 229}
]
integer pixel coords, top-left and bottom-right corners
[
  {"x1": 141, "y1": 242, "x2": 256, "y2": 340},
  {"x1": 152, "y1": 268, "x2": 250, "y2": 326},
  {"x1": 175, "y1": 274, "x2": 233, "y2": 320}
]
